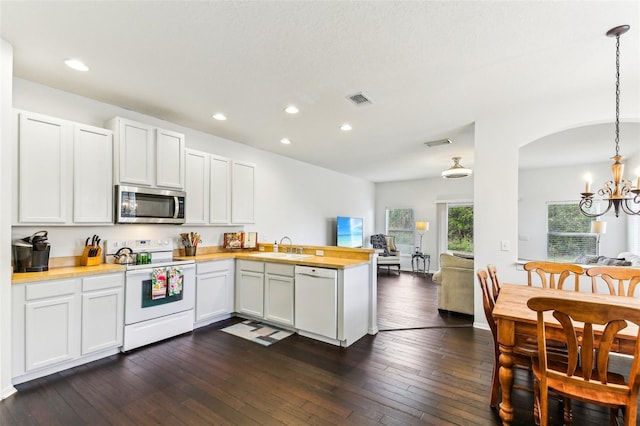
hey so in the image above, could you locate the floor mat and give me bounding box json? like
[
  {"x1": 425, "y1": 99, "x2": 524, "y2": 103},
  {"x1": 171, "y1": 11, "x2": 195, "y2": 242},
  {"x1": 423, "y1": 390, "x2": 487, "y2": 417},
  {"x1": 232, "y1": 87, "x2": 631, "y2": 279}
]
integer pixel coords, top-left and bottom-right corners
[{"x1": 220, "y1": 320, "x2": 294, "y2": 346}]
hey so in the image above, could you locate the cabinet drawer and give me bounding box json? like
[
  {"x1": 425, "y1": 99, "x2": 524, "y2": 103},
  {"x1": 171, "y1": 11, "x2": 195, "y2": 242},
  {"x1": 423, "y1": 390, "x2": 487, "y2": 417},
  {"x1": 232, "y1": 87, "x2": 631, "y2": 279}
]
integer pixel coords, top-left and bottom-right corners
[
  {"x1": 265, "y1": 263, "x2": 294, "y2": 277},
  {"x1": 236, "y1": 260, "x2": 264, "y2": 273},
  {"x1": 197, "y1": 259, "x2": 233, "y2": 275},
  {"x1": 82, "y1": 273, "x2": 124, "y2": 292},
  {"x1": 25, "y1": 279, "x2": 77, "y2": 300}
]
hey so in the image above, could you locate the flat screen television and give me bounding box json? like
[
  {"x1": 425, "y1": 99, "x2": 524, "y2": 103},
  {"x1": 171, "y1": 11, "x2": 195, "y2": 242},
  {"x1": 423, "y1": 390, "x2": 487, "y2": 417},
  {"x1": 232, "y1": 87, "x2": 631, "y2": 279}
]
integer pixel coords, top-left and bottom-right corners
[{"x1": 336, "y1": 216, "x2": 363, "y2": 248}]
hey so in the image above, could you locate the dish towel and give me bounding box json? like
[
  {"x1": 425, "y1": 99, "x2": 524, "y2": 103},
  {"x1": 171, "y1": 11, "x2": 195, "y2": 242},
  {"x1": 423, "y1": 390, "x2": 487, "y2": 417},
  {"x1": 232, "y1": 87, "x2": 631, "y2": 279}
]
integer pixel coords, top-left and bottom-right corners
[
  {"x1": 151, "y1": 267, "x2": 167, "y2": 299},
  {"x1": 168, "y1": 266, "x2": 183, "y2": 296}
]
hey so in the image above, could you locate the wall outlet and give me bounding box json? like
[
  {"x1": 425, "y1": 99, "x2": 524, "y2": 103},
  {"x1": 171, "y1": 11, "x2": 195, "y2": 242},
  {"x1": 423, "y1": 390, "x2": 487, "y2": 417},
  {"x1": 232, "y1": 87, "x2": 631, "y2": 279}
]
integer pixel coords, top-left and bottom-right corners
[
  {"x1": 315, "y1": 249, "x2": 324, "y2": 256},
  {"x1": 501, "y1": 240, "x2": 510, "y2": 251}
]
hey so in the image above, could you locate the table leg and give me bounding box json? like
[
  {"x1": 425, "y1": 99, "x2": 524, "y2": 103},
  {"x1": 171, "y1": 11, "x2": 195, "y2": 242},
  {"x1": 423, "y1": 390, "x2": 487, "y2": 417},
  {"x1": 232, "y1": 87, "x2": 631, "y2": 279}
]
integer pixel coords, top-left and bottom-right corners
[{"x1": 497, "y1": 319, "x2": 516, "y2": 426}]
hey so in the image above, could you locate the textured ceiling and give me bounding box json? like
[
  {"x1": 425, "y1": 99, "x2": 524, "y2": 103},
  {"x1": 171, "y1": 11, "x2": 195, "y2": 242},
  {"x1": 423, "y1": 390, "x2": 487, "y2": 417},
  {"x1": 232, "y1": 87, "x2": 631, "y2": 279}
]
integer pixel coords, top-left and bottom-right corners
[{"x1": 1, "y1": 1, "x2": 639, "y2": 182}]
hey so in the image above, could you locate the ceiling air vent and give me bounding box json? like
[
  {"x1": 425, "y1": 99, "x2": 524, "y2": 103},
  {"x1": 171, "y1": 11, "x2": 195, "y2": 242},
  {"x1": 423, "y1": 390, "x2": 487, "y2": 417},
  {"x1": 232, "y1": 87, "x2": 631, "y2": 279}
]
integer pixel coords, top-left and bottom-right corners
[{"x1": 347, "y1": 92, "x2": 373, "y2": 106}]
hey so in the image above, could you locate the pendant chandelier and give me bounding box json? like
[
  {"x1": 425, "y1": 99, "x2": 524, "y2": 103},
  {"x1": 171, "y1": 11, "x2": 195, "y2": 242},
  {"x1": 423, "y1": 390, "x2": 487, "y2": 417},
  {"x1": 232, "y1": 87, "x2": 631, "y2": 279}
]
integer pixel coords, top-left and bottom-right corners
[
  {"x1": 579, "y1": 25, "x2": 640, "y2": 218},
  {"x1": 442, "y1": 157, "x2": 472, "y2": 179}
]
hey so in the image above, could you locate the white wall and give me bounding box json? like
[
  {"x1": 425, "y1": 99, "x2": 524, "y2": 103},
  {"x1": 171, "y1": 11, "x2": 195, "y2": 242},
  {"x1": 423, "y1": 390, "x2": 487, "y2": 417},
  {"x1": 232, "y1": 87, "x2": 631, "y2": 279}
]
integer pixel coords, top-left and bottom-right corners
[
  {"x1": 11, "y1": 79, "x2": 375, "y2": 256},
  {"x1": 0, "y1": 40, "x2": 16, "y2": 399},
  {"x1": 375, "y1": 175, "x2": 473, "y2": 271},
  {"x1": 518, "y1": 161, "x2": 629, "y2": 261}
]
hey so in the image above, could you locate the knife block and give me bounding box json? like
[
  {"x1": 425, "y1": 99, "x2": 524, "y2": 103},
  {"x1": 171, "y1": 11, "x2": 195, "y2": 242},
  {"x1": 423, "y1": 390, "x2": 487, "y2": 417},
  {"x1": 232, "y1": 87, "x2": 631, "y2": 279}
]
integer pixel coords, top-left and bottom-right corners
[{"x1": 80, "y1": 246, "x2": 102, "y2": 266}]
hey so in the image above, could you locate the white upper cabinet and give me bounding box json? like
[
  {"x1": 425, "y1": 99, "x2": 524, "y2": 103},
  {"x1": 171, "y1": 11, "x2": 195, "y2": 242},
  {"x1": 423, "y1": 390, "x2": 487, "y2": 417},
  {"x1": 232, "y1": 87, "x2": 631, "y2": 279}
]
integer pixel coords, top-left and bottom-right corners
[
  {"x1": 73, "y1": 124, "x2": 113, "y2": 223},
  {"x1": 108, "y1": 117, "x2": 185, "y2": 190},
  {"x1": 111, "y1": 118, "x2": 154, "y2": 186},
  {"x1": 185, "y1": 149, "x2": 209, "y2": 224},
  {"x1": 18, "y1": 112, "x2": 70, "y2": 223},
  {"x1": 210, "y1": 155, "x2": 231, "y2": 224},
  {"x1": 185, "y1": 149, "x2": 252, "y2": 226},
  {"x1": 156, "y1": 128, "x2": 185, "y2": 189},
  {"x1": 231, "y1": 161, "x2": 255, "y2": 224},
  {"x1": 16, "y1": 111, "x2": 113, "y2": 225}
]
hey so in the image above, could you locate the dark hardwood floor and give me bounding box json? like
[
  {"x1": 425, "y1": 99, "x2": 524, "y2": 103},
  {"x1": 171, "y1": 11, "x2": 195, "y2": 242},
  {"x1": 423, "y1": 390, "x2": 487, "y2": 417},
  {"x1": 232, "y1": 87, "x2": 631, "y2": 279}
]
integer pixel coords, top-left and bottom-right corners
[{"x1": 0, "y1": 272, "x2": 630, "y2": 425}]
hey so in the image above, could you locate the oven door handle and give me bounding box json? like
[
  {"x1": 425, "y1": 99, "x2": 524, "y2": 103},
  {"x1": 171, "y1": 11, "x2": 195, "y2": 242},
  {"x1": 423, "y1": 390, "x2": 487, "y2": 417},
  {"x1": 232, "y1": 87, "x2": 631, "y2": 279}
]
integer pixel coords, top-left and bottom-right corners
[{"x1": 126, "y1": 263, "x2": 195, "y2": 276}]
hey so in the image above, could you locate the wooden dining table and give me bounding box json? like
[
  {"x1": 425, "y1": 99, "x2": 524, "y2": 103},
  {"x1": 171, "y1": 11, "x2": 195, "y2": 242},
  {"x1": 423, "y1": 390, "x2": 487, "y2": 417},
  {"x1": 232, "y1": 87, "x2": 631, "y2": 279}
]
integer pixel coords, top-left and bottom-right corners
[{"x1": 492, "y1": 283, "x2": 640, "y2": 426}]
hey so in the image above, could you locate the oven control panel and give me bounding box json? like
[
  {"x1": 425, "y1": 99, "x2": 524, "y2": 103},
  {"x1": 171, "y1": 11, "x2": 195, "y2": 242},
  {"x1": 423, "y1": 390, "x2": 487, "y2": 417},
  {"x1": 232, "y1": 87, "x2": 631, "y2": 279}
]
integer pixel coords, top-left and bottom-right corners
[{"x1": 105, "y1": 239, "x2": 173, "y2": 255}]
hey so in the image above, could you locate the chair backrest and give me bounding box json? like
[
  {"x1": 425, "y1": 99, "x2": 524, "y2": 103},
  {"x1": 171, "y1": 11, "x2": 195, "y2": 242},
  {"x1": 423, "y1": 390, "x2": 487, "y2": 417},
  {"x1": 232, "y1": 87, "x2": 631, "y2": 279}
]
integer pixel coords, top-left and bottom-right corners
[
  {"x1": 586, "y1": 266, "x2": 640, "y2": 297},
  {"x1": 487, "y1": 264, "x2": 500, "y2": 302},
  {"x1": 523, "y1": 261, "x2": 585, "y2": 291},
  {"x1": 527, "y1": 296, "x2": 640, "y2": 421},
  {"x1": 477, "y1": 269, "x2": 497, "y2": 337}
]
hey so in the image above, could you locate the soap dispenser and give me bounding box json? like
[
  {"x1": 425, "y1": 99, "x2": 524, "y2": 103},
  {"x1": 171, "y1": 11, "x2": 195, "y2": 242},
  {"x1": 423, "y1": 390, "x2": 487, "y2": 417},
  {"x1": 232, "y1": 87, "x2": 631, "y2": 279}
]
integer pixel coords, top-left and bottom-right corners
[{"x1": 273, "y1": 241, "x2": 278, "y2": 253}]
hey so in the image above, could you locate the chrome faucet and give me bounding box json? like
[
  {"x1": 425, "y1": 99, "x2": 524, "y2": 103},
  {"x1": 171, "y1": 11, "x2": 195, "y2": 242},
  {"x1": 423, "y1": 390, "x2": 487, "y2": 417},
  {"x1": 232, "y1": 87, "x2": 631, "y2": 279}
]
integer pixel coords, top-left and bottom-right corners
[{"x1": 279, "y1": 236, "x2": 293, "y2": 253}]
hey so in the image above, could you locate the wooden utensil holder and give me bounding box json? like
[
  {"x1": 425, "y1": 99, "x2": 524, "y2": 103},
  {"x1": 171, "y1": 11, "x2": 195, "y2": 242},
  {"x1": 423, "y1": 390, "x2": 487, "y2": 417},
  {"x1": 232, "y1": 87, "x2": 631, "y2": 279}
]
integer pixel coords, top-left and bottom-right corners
[{"x1": 80, "y1": 246, "x2": 102, "y2": 266}]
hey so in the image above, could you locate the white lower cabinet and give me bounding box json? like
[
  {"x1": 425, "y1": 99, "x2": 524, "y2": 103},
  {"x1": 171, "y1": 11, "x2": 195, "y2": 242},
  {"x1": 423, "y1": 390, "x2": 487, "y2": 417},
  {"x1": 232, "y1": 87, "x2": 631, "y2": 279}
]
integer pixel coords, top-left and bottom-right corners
[
  {"x1": 195, "y1": 259, "x2": 234, "y2": 328},
  {"x1": 12, "y1": 273, "x2": 125, "y2": 384},
  {"x1": 81, "y1": 274, "x2": 124, "y2": 355},
  {"x1": 23, "y1": 279, "x2": 81, "y2": 372},
  {"x1": 234, "y1": 260, "x2": 295, "y2": 327},
  {"x1": 235, "y1": 260, "x2": 265, "y2": 317},
  {"x1": 265, "y1": 263, "x2": 294, "y2": 326}
]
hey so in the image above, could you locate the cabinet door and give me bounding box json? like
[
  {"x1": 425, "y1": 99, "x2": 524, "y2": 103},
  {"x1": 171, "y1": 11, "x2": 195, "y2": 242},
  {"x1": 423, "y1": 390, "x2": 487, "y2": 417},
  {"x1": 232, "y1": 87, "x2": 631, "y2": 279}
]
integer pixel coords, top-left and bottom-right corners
[
  {"x1": 156, "y1": 128, "x2": 185, "y2": 189},
  {"x1": 236, "y1": 270, "x2": 264, "y2": 317},
  {"x1": 18, "y1": 112, "x2": 71, "y2": 223},
  {"x1": 25, "y1": 293, "x2": 80, "y2": 371},
  {"x1": 210, "y1": 155, "x2": 231, "y2": 224},
  {"x1": 81, "y1": 286, "x2": 124, "y2": 355},
  {"x1": 73, "y1": 124, "x2": 113, "y2": 223},
  {"x1": 265, "y1": 274, "x2": 294, "y2": 326},
  {"x1": 185, "y1": 149, "x2": 209, "y2": 224},
  {"x1": 196, "y1": 270, "x2": 231, "y2": 322},
  {"x1": 116, "y1": 118, "x2": 154, "y2": 186},
  {"x1": 231, "y1": 161, "x2": 255, "y2": 224}
]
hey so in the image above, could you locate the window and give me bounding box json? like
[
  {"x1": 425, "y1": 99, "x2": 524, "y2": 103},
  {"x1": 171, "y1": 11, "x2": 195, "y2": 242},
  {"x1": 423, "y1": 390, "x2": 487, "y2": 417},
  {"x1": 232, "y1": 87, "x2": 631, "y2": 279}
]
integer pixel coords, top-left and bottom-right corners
[
  {"x1": 386, "y1": 208, "x2": 415, "y2": 254},
  {"x1": 547, "y1": 202, "x2": 596, "y2": 261},
  {"x1": 447, "y1": 205, "x2": 474, "y2": 254}
]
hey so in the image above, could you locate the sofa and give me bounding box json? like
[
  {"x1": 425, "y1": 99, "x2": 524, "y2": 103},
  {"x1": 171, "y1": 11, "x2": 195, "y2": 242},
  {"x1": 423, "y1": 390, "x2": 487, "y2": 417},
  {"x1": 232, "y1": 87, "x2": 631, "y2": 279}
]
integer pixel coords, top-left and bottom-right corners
[
  {"x1": 370, "y1": 234, "x2": 401, "y2": 274},
  {"x1": 575, "y1": 252, "x2": 640, "y2": 267},
  {"x1": 432, "y1": 253, "x2": 474, "y2": 315}
]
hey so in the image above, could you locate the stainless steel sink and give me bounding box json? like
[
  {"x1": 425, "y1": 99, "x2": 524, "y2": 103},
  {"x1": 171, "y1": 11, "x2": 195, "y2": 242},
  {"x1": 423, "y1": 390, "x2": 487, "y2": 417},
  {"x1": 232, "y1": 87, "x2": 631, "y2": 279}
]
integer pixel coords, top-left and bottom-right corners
[{"x1": 247, "y1": 252, "x2": 313, "y2": 261}]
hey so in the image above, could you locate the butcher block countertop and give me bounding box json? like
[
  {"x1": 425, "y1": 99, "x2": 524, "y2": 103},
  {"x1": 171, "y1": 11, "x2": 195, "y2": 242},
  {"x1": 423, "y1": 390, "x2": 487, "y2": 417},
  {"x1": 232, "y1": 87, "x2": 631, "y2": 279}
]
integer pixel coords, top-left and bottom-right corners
[
  {"x1": 175, "y1": 252, "x2": 370, "y2": 269},
  {"x1": 13, "y1": 245, "x2": 374, "y2": 284},
  {"x1": 12, "y1": 263, "x2": 126, "y2": 284}
]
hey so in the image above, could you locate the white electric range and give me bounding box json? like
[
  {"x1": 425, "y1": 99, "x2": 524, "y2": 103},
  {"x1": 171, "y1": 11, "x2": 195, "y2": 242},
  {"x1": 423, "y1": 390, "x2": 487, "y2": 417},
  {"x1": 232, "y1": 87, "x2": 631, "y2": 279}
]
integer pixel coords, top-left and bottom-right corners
[{"x1": 105, "y1": 239, "x2": 195, "y2": 351}]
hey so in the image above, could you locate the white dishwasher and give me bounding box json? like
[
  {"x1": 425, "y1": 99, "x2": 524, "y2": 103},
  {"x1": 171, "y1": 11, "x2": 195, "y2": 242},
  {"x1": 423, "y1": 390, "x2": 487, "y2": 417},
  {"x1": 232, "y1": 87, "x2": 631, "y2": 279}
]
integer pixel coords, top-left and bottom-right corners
[{"x1": 295, "y1": 265, "x2": 338, "y2": 339}]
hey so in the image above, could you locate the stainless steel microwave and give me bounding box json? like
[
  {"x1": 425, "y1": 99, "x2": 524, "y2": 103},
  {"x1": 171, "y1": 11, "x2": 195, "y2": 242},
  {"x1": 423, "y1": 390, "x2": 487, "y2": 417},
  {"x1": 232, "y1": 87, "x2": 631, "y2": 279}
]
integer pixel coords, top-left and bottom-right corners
[{"x1": 115, "y1": 185, "x2": 186, "y2": 224}]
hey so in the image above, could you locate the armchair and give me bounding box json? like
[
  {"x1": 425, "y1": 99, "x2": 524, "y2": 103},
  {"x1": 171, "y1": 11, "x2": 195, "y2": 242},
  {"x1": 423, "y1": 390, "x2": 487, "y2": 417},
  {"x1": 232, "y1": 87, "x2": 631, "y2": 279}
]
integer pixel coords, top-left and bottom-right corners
[{"x1": 370, "y1": 234, "x2": 401, "y2": 274}]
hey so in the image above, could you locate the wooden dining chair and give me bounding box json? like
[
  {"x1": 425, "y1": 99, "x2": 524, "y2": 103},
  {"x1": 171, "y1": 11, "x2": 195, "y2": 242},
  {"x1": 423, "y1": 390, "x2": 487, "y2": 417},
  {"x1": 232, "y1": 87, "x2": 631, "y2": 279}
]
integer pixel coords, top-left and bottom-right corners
[
  {"x1": 527, "y1": 296, "x2": 640, "y2": 426},
  {"x1": 477, "y1": 269, "x2": 537, "y2": 408},
  {"x1": 586, "y1": 266, "x2": 640, "y2": 297},
  {"x1": 486, "y1": 264, "x2": 500, "y2": 302},
  {"x1": 524, "y1": 261, "x2": 585, "y2": 291}
]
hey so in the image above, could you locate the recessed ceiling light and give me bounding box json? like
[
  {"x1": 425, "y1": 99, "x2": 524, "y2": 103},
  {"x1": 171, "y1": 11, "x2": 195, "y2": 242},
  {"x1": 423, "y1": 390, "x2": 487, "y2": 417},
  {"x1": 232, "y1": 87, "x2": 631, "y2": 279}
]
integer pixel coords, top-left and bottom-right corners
[
  {"x1": 284, "y1": 105, "x2": 299, "y2": 114},
  {"x1": 64, "y1": 58, "x2": 89, "y2": 72},
  {"x1": 280, "y1": 138, "x2": 291, "y2": 145},
  {"x1": 340, "y1": 123, "x2": 352, "y2": 131},
  {"x1": 212, "y1": 113, "x2": 227, "y2": 121}
]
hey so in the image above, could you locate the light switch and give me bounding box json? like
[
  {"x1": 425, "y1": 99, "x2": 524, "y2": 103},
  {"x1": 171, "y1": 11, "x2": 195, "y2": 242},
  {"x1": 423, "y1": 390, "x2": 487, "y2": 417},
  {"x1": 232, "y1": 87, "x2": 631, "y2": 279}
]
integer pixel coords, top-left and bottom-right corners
[{"x1": 501, "y1": 240, "x2": 510, "y2": 251}]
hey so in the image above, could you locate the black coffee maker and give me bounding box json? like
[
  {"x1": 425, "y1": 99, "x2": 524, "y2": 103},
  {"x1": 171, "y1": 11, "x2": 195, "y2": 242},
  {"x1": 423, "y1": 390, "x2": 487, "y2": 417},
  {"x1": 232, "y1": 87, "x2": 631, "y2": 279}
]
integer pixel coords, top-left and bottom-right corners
[{"x1": 13, "y1": 230, "x2": 51, "y2": 273}]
